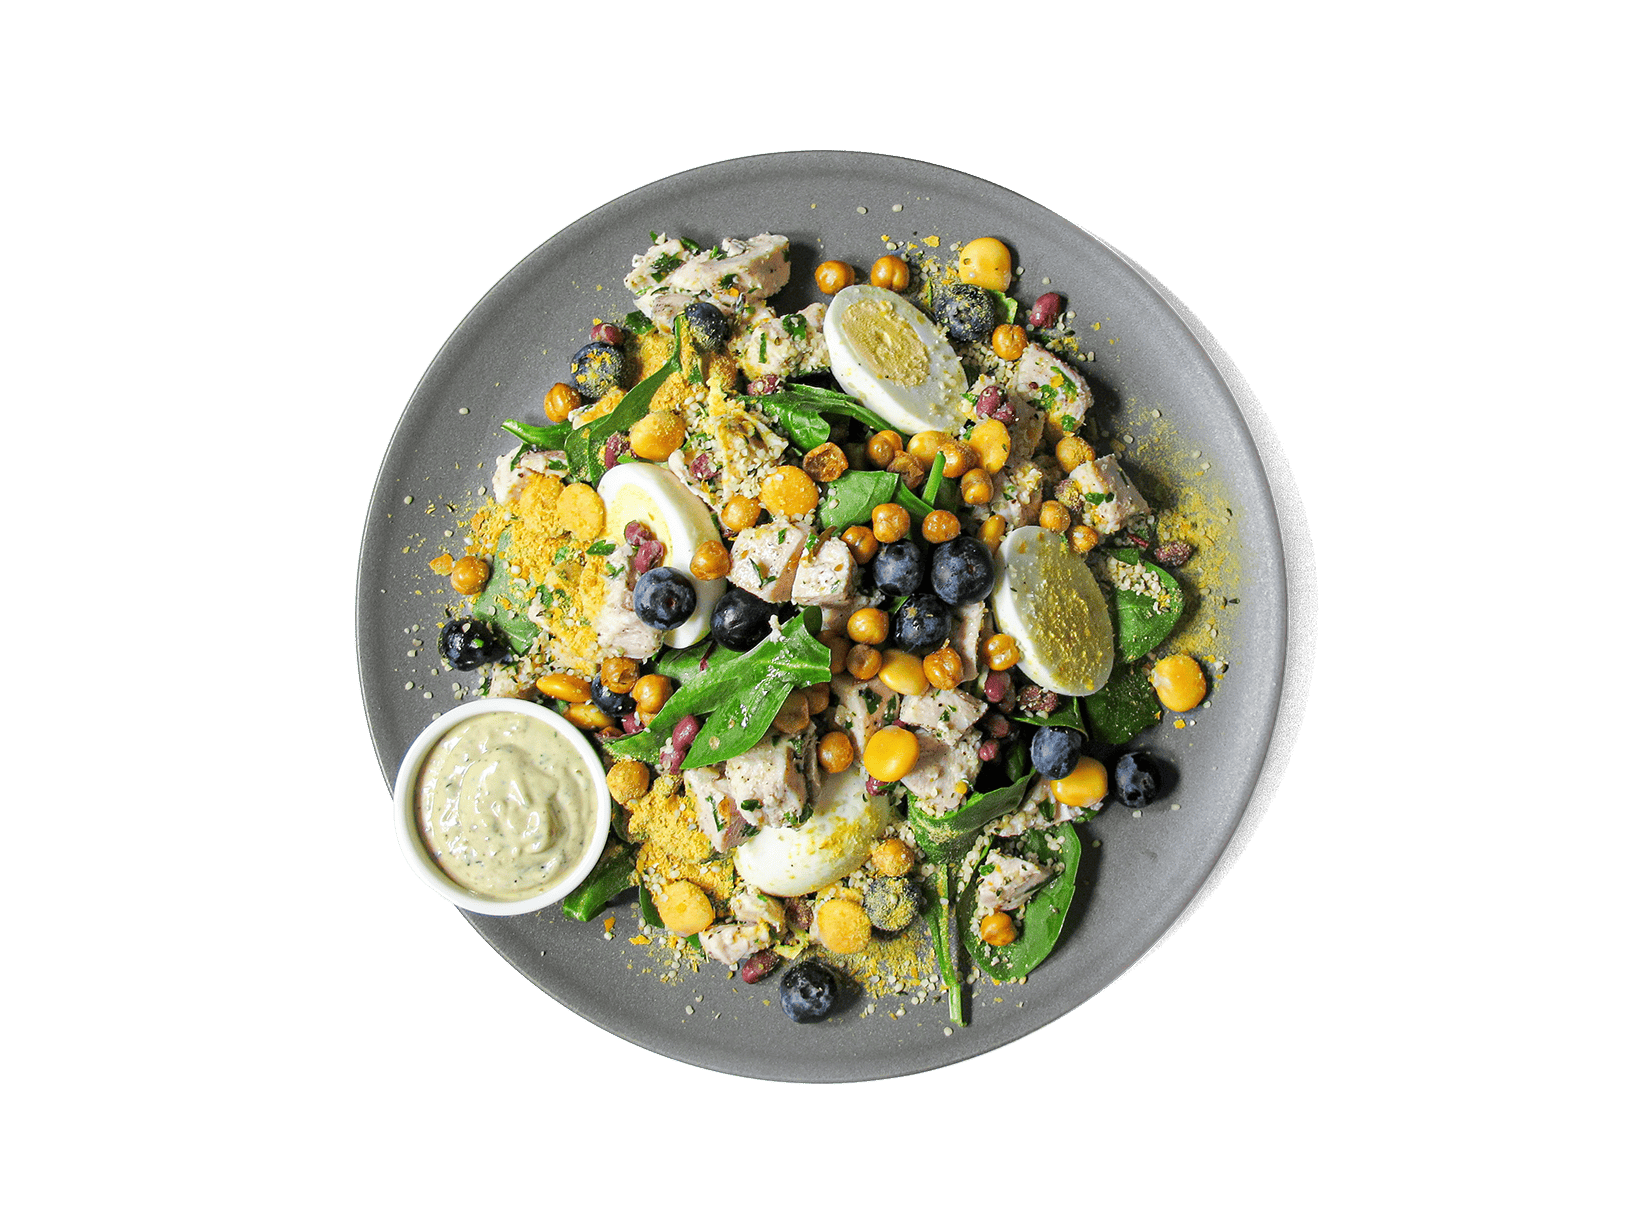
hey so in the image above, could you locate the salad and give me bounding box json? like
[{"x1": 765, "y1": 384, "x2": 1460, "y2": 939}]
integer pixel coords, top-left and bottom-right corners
[{"x1": 426, "y1": 230, "x2": 1212, "y2": 1026}]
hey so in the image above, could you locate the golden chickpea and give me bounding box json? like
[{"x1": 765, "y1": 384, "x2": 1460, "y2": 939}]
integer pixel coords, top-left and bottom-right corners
[
  {"x1": 814, "y1": 898, "x2": 871, "y2": 954},
  {"x1": 884, "y1": 450, "x2": 928, "y2": 490},
  {"x1": 721, "y1": 495, "x2": 761, "y2": 533},
  {"x1": 1151, "y1": 654, "x2": 1207, "y2": 712},
  {"x1": 607, "y1": 760, "x2": 650, "y2": 805},
  {"x1": 968, "y1": 419, "x2": 1012, "y2": 474},
  {"x1": 847, "y1": 607, "x2": 889, "y2": 646},
  {"x1": 841, "y1": 524, "x2": 879, "y2": 565},
  {"x1": 564, "y1": 701, "x2": 614, "y2": 731},
  {"x1": 922, "y1": 510, "x2": 960, "y2": 544},
  {"x1": 654, "y1": 880, "x2": 714, "y2": 936},
  {"x1": 449, "y1": 555, "x2": 490, "y2": 595},
  {"x1": 690, "y1": 539, "x2": 730, "y2": 581},
  {"x1": 536, "y1": 672, "x2": 592, "y2": 704},
  {"x1": 819, "y1": 633, "x2": 849, "y2": 675},
  {"x1": 1050, "y1": 756, "x2": 1109, "y2": 808},
  {"x1": 863, "y1": 726, "x2": 921, "y2": 781},
  {"x1": 845, "y1": 643, "x2": 883, "y2": 681},
  {"x1": 983, "y1": 634, "x2": 1021, "y2": 672},
  {"x1": 631, "y1": 673, "x2": 672, "y2": 714},
  {"x1": 600, "y1": 657, "x2": 640, "y2": 695},
  {"x1": 978, "y1": 514, "x2": 1007, "y2": 550},
  {"x1": 877, "y1": 649, "x2": 929, "y2": 696},
  {"x1": 871, "y1": 838, "x2": 916, "y2": 877},
  {"x1": 980, "y1": 910, "x2": 1018, "y2": 947},
  {"x1": 805, "y1": 682, "x2": 832, "y2": 715},
  {"x1": 1038, "y1": 500, "x2": 1071, "y2": 534},
  {"x1": 760, "y1": 466, "x2": 820, "y2": 519},
  {"x1": 801, "y1": 442, "x2": 849, "y2": 484},
  {"x1": 1069, "y1": 524, "x2": 1100, "y2": 554},
  {"x1": 815, "y1": 260, "x2": 857, "y2": 295},
  {"x1": 870, "y1": 254, "x2": 911, "y2": 291},
  {"x1": 866, "y1": 429, "x2": 903, "y2": 468},
  {"x1": 939, "y1": 439, "x2": 979, "y2": 479},
  {"x1": 956, "y1": 236, "x2": 1013, "y2": 291},
  {"x1": 629, "y1": 409, "x2": 685, "y2": 461},
  {"x1": 1055, "y1": 436, "x2": 1094, "y2": 471},
  {"x1": 906, "y1": 430, "x2": 948, "y2": 469},
  {"x1": 924, "y1": 647, "x2": 963, "y2": 691},
  {"x1": 872, "y1": 503, "x2": 911, "y2": 544},
  {"x1": 991, "y1": 323, "x2": 1028, "y2": 361},
  {"x1": 817, "y1": 731, "x2": 855, "y2": 774},
  {"x1": 772, "y1": 690, "x2": 811, "y2": 735},
  {"x1": 543, "y1": 382, "x2": 581, "y2": 424},
  {"x1": 960, "y1": 469, "x2": 994, "y2": 505}
]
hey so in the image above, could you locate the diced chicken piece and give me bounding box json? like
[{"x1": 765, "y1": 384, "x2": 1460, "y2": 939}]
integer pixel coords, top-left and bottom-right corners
[
  {"x1": 734, "y1": 303, "x2": 830, "y2": 379},
  {"x1": 721, "y1": 734, "x2": 807, "y2": 828},
  {"x1": 728, "y1": 521, "x2": 807, "y2": 602},
  {"x1": 681, "y1": 767, "x2": 754, "y2": 853},
  {"x1": 491, "y1": 449, "x2": 570, "y2": 504},
  {"x1": 896, "y1": 688, "x2": 987, "y2": 745},
  {"x1": 949, "y1": 601, "x2": 988, "y2": 683},
  {"x1": 975, "y1": 853, "x2": 1052, "y2": 914},
  {"x1": 1011, "y1": 343, "x2": 1093, "y2": 442},
  {"x1": 986, "y1": 459, "x2": 1045, "y2": 530},
  {"x1": 700, "y1": 921, "x2": 773, "y2": 967},
  {"x1": 902, "y1": 729, "x2": 983, "y2": 819},
  {"x1": 830, "y1": 676, "x2": 898, "y2": 758},
  {"x1": 592, "y1": 542, "x2": 665, "y2": 661},
  {"x1": 1065, "y1": 456, "x2": 1151, "y2": 536},
  {"x1": 730, "y1": 884, "x2": 787, "y2": 931},
  {"x1": 792, "y1": 538, "x2": 856, "y2": 611},
  {"x1": 625, "y1": 233, "x2": 791, "y2": 328}
]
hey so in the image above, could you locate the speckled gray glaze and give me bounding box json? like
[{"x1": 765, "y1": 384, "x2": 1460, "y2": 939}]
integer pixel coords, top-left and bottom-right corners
[{"x1": 357, "y1": 151, "x2": 1287, "y2": 1082}]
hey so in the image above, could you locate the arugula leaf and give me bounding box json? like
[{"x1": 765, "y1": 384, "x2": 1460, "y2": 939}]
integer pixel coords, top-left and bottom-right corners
[
  {"x1": 1082, "y1": 659, "x2": 1163, "y2": 744},
  {"x1": 1104, "y1": 547, "x2": 1185, "y2": 662},
  {"x1": 907, "y1": 770, "x2": 1038, "y2": 862},
  {"x1": 469, "y1": 532, "x2": 542, "y2": 654},
  {"x1": 959, "y1": 823, "x2": 1082, "y2": 981}
]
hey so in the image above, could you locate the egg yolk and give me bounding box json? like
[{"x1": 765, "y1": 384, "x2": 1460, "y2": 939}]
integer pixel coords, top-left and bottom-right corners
[{"x1": 839, "y1": 299, "x2": 930, "y2": 388}]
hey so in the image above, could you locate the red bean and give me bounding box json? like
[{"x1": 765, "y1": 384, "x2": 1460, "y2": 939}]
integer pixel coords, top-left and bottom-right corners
[
  {"x1": 1154, "y1": 541, "x2": 1193, "y2": 567},
  {"x1": 688, "y1": 452, "x2": 719, "y2": 480},
  {"x1": 602, "y1": 433, "x2": 628, "y2": 469},
  {"x1": 975, "y1": 384, "x2": 1008, "y2": 421},
  {"x1": 632, "y1": 540, "x2": 665, "y2": 575},
  {"x1": 983, "y1": 712, "x2": 1011, "y2": 739},
  {"x1": 978, "y1": 738, "x2": 1000, "y2": 762},
  {"x1": 739, "y1": 949, "x2": 780, "y2": 984},
  {"x1": 624, "y1": 520, "x2": 656, "y2": 546},
  {"x1": 783, "y1": 897, "x2": 814, "y2": 931},
  {"x1": 865, "y1": 774, "x2": 888, "y2": 796},
  {"x1": 591, "y1": 322, "x2": 625, "y2": 346},
  {"x1": 658, "y1": 715, "x2": 700, "y2": 773},
  {"x1": 621, "y1": 712, "x2": 643, "y2": 734},
  {"x1": 746, "y1": 375, "x2": 781, "y2": 397},
  {"x1": 1028, "y1": 292, "x2": 1063, "y2": 329},
  {"x1": 982, "y1": 671, "x2": 1011, "y2": 703}
]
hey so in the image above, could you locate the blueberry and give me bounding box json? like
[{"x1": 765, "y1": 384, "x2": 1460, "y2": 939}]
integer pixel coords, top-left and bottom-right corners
[
  {"x1": 894, "y1": 593, "x2": 952, "y2": 656},
  {"x1": 936, "y1": 283, "x2": 995, "y2": 343},
  {"x1": 1113, "y1": 750, "x2": 1167, "y2": 808},
  {"x1": 779, "y1": 960, "x2": 838, "y2": 1023},
  {"x1": 862, "y1": 877, "x2": 922, "y2": 933},
  {"x1": 589, "y1": 675, "x2": 635, "y2": 717},
  {"x1": 711, "y1": 588, "x2": 776, "y2": 651},
  {"x1": 1030, "y1": 726, "x2": 1083, "y2": 781},
  {"x1": 632, "y1": 566, "x2": 697, "y2": 631},
  {"x1": 569, "y1": 341, "x2": 623, "y2": 400},
  {"x1": 872, "y1": 539, "x2": 925, "y2": 597},
  {"x1": 929, "y1": 535, "x2": 995, "y2": 605},
  {"x1": 438, "y1": 618, "x2": 508, "y2": 671},
  {"x1": 682, "y1": 301, "x2": 730, "y2": 350}
]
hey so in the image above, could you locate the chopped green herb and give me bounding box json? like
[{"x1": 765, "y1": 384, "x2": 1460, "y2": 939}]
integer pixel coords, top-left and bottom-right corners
[{"x1": 587, "y1": 540, "x2": 617, "y2": 556}]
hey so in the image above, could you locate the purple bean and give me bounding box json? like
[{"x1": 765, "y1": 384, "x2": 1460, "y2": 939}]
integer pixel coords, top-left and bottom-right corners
[
  {"x1": 621, "y1": 712, "x2": 643, "y2": 735},
  {"x1": 1028, "y1": 292, "x2": 1063, "y2": 329},
  {"x1": 602, "y1": 433, "x2": 628, "y2": 470},
  {"x1": 1154, "y1": 541, "x2": 1193, "y2": 567},
  {"x1": 783, "y1": 898, "x2": 814, "y2": 931},
  {"x1": 746, "y1": 375, "x2": 781, "y2": 397},
  {"x1": 982, "y1": 671, "x2": 1011, "y2": 703},
  {"x1": 688, "y1": 452, "x2": 719, "y2": 480},
  {"x1": 591, "y1": 322, "x2": 625, "y2": 346},
  {"x1": 658, "y1": 715, "x2": 701, "y2": 773},
  {"x1": 624, "y1": 520, "x2": 656, "y2": 547},
  {"x1": 978, "y1": 739, "x2": 1001, "y2": 762},
  {"x1": 1017, "y1": 684, "x2": 1061, "y2": 716},
  {"x1": 865, "y1": 775, "x2": 888, "y2": 797},
  {"x1": 983, "y1": 712, "x2": 1011, "y2": 739},
  {"x1": 632, "y1": 540, "x2": 666, "y2": 575},
  {"x1": 739, "y1": 949, "x2": 780, "y2": 984},
  {"x1": 975, "y1": 384, "x2": 1009, "y2": 422}
]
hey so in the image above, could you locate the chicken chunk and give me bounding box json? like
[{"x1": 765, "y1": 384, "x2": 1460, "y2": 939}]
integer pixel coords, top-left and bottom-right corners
[
  {"x1": 734, "y1": 303, "x2": 831, "y2": 379},
  {"x1": 625, "y1": 233, "x2": 791, "y2": 328},
  {"x1": 491, "y1": 448, "x2": 570, "y2": 504},
  {"x1": 986, "y1": 459, "x2": 1045, "y2": 530},
  {"x1": 948, "y1": 601, "x2": 988, "y2": 683},
  {"x1": 830, "y1": 676, "x2": 898, "y2": 758},
  {"x1": 730, "y1": 884, "x2": 787, "y2": 931},
  {"x1": 681, "y1": 766, "x2": 754, "y2": 853},
  {"x1": 1064, "y1": 456, "x2": 1151, "y2": 537},
  {"x1": 700, "y1": 921, "x2": 773, "y2": 967},
  {"x1": 896, "y1": 688, "x2": 987, "y2": 745},
  {"x1": 791, "y1": 538, "x2": 856, "y2": 611},
  {"x1": 592, "y1": 541, "x2": 665, "y2": 661},
  {"x1": 721, "y1": 734, "x2": 807, "y2": 828},
  {"x1": 728, "y1": 521, "x2": 807, "y2": 602},
  {"x1": 902, "y1": 729, "x2": 983, "y2": 818},
  {"x1": 975, "y1": 852, "x2": 1052, "y2": 914},
  {"x1": 1011, "y1": 343, "x2": 1093, "y2": 442}
]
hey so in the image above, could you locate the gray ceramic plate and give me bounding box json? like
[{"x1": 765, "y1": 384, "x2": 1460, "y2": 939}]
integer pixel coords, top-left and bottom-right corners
[{"x1": 358, "y1": 151, "x2": 1287, "y2": 1081}]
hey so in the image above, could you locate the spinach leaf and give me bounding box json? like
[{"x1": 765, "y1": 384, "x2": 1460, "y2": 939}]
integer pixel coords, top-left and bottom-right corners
[
  {"x1": 561, "y1": 843, "x2": 637, "y2": 921},
  {"x1": 682, "y1": 672, "x2": 803, "y2": 769},
  {"x1": 621, "y1": 310, "x2": 654, "y2": 335},
  {"x1": 918, "y1": 861, "x2": 967, "y2": 1027},
  {"x1": 756, "y1": 394, "x2": 832, "y2": 450},
  {"x1": 502, "y1": 418, "x2": 573, "y2": 449},
  {"x1": 818, "y1": 469, "x2": 901, "y2": 528},
  {"x1": 1004, "y1": 739, "x2": 1030, "y2": 782},
  {"x1": 638, "y1": 883, "x2": 663, "y2": 928},
  {"x1": 1082, "y1": 659, "x2": 1163, "y2": 744},
  {"x1": 1104, "y1": 547, "x2": 1185, "y2": 663},
  {"x1": 985, "y1": 289, "x2": 1019, "y2": 324},
  {"x1": 959, "y1": 823, "x2": 1081, "y2": 981},
  {"x1": 1010, "y1": 703, "x2": 1087, "y2": 733},
  {"x1": 653, "y1": 640, "x2": 736, "y2": 680},
  {"x1": 568, "y1": 317, "x2": 685, "y2": 483},
  {"x1": 757, "y1": 383, "x2": 894, "y2": 442},
  {"x1": 907, "y1": 770, "x2": 1038, "y2": 862},
  {"x1": 469, "y1": 531, "x2": 542, "y2": 654}
]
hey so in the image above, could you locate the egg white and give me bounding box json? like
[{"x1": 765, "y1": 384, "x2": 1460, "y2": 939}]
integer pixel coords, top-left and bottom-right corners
[
  {"x1": 824, "y1": 285, "x2": 970, "y2": 437},
  {"x1": 595, "y1": 462, "x2": 725, "y2": 647},
  {"x1": 733, "y1": 764, "x2": 890, "y2": 897},
  {"x1": 992, "y1": 527, "x2": 1115, "y2": 697}
]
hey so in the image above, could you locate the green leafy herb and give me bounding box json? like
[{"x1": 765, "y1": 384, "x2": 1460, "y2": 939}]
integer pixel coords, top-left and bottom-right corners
[
  {"x1": 469, "y1": 532, "x2": 542, "y2": 654},
  {"x1": 718, "y1": 273, "x2": 736, "y2": 289},
  {"x1": 678, "y1": 235, "x2": 700, "y2": 253},
  {"x1": 985, "y1": 289, "x2": 1019, "y2": 324},
  {"x1": 651, "y1": 252, "x2": 684, "y2": 280},
  {"x1": 740, "y1": 799, "x2": 762, "y2": 811},
  {"x1": 621, "y1": 310, "x2": 654, "y2": 335},
  {"x1": 586, "y1": 540, "x2": 617, "y2": 556},
  {"x1": 907, "y1": 770, "x2": 1038, "y2": 862},
  {"x1": 781, "y1": 313, "x2": 808, "y2": 342},
  {"x1": 1082, "y1": 659, "x2": 1164, "y2": 744},
  {"x1": 1105, "y1": 547, "x2": 1185, "y2": 662},
  {"x1": 959, "y1": 824, "x2": 1082, "y2": 980},
  {"x1": 759, "y1": 333, "x2": 768, "y2": 364}
]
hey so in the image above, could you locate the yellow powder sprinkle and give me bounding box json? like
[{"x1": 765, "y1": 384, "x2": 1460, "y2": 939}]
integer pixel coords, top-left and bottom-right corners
[{"x1": 427, "y1": 553, "x2": 454, "y2": 575}]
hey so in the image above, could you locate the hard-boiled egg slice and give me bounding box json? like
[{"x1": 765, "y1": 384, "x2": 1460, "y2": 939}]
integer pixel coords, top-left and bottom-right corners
[
  {"x1": 596, "y1": 462, "x2": 725, "y2": 647},
  {"x1": 733, "y1": 764, "x2": 890, "y2": 897},
  {"x1": 991, "y1": 526, "x2": 1115, "y2": 697},
  {"x1": 824, "y1": 284, "x2": 970, "y2": 437}
]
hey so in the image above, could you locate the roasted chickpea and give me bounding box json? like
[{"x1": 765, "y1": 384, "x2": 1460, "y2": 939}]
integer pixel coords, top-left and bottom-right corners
[
  {"x1": 564, "y1": 701, "x2": 614, "y2": 731},
  {"x1": 815, "y1": 260, "x2": 857, "y2": 294},
  {"x1": 631, "y1": 673, "x2": 673, "y2": 714},
  {"x1": 841, "y1": 524, "x2": 879, "y2": 565},
  {"x1": 968, "y1": 419, "x2": 1012, "y2": 474},
  {"x1": 1069, "y1": 524, "x2": 1100, "y2": 554},
  {"x1": 814, "y1": 898, "x2": 871, "y2": 954},
  {"x1": 536, "y1": 672, "x2": 592, "y2": 704},
  {"x1": 870, "y1": 254, "x2": 911, "y2": 291},
  {"x1": 957, "y1": 237, "x2": 1013, "y2": 291},
  {"x1": 449, "y1": 555, "x2": 490, "y2": 595},
  {"x1": 1151, "y1": 654, "x2": 1207, "y2": 712},
  {"x1": 991, "y1": 323, "x2": 1028, "y2": 361},
  {"x1": 629, "y1": 409, "x2": 685, "y2": 461},
  {"x1": 772, "y1": 690, "x2": 811, "y2": 735},
  {"x1": 983, "y1": 634, "x2": 1021, "y2": 671},
  {"x1": 817, "y1": 731, "x2": 855, "y2": 773},
  {"x1": 1050, "y1": 756, "x2": 1109, "y2": 808},
  {"x1": 978, "y1": 514, "x2": 1007, "y2": 550},
  {"x1": 805, "y1": 682, "x2": 832, "y2": 716},
  {"x1": 924, "y1": 647, "x2": 963, "y2": 691},
  {"x1": 802, "y1": 442, "x2": 849, "y2": 484},
  {"x1": 721, "y1": 495, "x2": 761, "y2": 532},
  {"x1": 960, "y1": 469, "x2": 994, "y2": 505},
  {"x1": 877, "y1": 649, "x2": 929, "y2": 696},
  {"x1": 819, "y1": 633, "x2": 849, "y2": 675},
  {"x1": 847, "y1": 607, "x2": 889, "y2": 645},
  {"x1": 863, "y1": 726, "x2": 921, "y2": 781},
  {"x1": 760, "y1": 465, "x2": 820, "y2": 519},
  {"x1": 601, "y1": 656, "x2": 640, "y2": 694},
  {"x1": 543, "y1": 382, "x2": 581, "y2": 424},
  {"x1": 607, "y1": 760, "x2": 650, "y2": 805},
  {"x1": 884, "y1": 450, "x2": 927, "y2": 490},
  {"x1": 921, "y1": 510, "x2": 961, "y2": 544},
  {"x1": 654, "y1": 880, "x2": 714, "y2": 936},
  {"x1": 871, "y1": 838, "x2": 916, "y2": 877},
  {"x1": 980, "y1": 911, "x2": 1018, "y2": 946},
  {"x1": 1055, "y1": 437, "x2": 1094, "y2": 471},
  {"x1": 845, "y1": 643, "x2": 883, "y2": 681},
  {"x1": 866, "y1": 429, "x2": 903, "y2": 468},
  {"x1": 872, "y1": 503, "x2": 912, "y2": 544},
  {"x1": 690, "y1": 539, "x2": 731, "y2": 580},
  {"x1": 1038, "y1": 500, "x2": 1071, "y2": 534}
]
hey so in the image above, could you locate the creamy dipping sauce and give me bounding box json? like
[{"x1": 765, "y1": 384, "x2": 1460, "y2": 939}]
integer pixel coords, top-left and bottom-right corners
[{"x1": 415, "y1": 710, "x2": 600, "y2": 902}]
